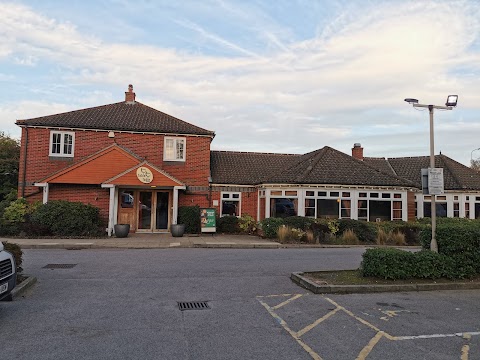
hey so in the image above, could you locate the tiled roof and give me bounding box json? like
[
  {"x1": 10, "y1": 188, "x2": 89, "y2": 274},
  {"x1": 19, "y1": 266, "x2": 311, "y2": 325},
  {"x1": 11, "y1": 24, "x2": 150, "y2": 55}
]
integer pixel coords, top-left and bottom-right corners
[
  {"x1": 266, "y1": 146, "x2": 416, "y2": 187},
  {"x1": 211, "y1": 147, "x2": 416, "y2": 187},
  {"x1": 384, "y1": 155, "x2": 480, "y2": 190},
  {"x1": 210, "y1": 151, "x2": 300, "y2": 185},
  {"x1": 363, "y1": 157, "x2": 397, "y2": 176},
  {"x1": 16, "y1": 101, "x2": 215, "y2": 136}
]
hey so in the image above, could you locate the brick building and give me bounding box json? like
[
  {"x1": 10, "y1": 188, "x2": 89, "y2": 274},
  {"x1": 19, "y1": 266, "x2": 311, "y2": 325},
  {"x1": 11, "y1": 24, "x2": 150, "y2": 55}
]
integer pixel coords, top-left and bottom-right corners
[{"x1": 16, "y1": 86, "x2": 480, "y2": 235}]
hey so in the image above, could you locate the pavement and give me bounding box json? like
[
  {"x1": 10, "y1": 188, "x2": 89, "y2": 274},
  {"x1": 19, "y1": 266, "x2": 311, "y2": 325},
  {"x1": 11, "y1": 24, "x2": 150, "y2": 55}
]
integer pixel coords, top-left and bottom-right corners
[{"x1": 1, "y1": 233, "x2": 284, "y2": 249}]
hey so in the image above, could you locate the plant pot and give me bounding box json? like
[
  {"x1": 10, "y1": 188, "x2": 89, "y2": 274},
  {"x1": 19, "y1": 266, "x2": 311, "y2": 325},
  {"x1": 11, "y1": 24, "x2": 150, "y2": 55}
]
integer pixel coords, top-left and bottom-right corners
[
  {"x1": 171, "y1": 224, "x2": 185, "y2": 237},
  {"x1": 114, "y1": 224, "x2": 130, "y2": 238}
]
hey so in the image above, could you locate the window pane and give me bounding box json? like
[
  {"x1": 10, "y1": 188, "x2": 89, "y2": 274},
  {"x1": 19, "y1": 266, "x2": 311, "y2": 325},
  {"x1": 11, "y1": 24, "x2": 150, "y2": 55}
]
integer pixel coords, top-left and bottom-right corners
[
  {"x1": 271, "y1": 191, "x2": 282, "y2": 196},
  {"x1": 370, "y1": 193, "x2": 379, "y2": 198},
  {"x1": 317, "y1": 199, "x2": 339, "y2": 219},
  {"x1": 222, "y1": 200, "x2": 238, "y2": 216},
  {"x1": 232, "y1": 194, "x2": 240, "y2": 199},
  {"x1": 271, "y1": 198, "x2": 297, "y2": 218},
  {"x1": 318, "y1": 191, "x2": 327, "y2": 197},
  {"x1": 305, "y1": 199, "x2": 315, "y2": 207},
  {"x1": 358, "y1": 200, "x2": 367, "y2": 208},
  {"x1": 222, "y1": 193, "x2": 229, "y2": 199},
  {"x1": 305, "y1": 208, "x2": 315, "y2": 217},
  {"x1": 342, "y1": 192, "x2": 350, "y2": 197},
  {"x1": 330, "y1": 192, "x2": 339, "y2": 197},
  {"x1": 359, "y1": 193, "x2": 367, "y2": 198},
  {"x1": 394, "y1": 194, "x2": 402, "y2": 198},
  {"x1": 63, "y1": 134, "x2": 73, "y2": 154},
  {"x1": 285, "y1": 191, "x2": 297, "y2": 196},
  {"x1": 165, "y1": 139, "x2": 174, "y2": 160},
  {"x1": 306, "y1": 191, "x2": 314, "y2": 196},
  {"x1": 369, "y1": 200, "x2": 391, "y2": 221},
  {"x1": 52, "y1": 133, "x2": 61, "y2": 154},
  {"x1": 382, "y1": 193, "x2": 390, "y2": 198},
  {"x1": 176, "y1": 140, "x2": 184, "y2": 160}
]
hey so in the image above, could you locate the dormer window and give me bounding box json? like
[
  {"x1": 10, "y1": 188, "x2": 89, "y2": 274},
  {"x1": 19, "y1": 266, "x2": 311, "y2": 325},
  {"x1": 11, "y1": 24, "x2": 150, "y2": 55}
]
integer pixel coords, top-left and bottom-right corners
[
  {"x1": 49, "y1": 131, "x2": 75, "y2": 157},
  {"x1": 164, "y1": 137, "x2": 186, "y2": 161}
]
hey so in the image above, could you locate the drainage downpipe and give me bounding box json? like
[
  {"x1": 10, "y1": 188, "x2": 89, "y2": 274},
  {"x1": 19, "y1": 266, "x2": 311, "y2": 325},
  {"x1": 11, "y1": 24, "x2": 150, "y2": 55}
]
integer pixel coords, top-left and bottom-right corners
[{"x1": 21, "y1": 126, "x2": 28, "y2": 198}]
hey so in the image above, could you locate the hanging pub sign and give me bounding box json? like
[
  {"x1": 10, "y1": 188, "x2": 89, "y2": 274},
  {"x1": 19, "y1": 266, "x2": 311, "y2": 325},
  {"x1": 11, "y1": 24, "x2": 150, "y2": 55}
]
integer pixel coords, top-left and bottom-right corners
[
  {"x1": 136, "y1": 167, "x2": 153, "y2": 184},
  {"x1": 200, "y1": 208, "x2": 216, "y2": 233}
]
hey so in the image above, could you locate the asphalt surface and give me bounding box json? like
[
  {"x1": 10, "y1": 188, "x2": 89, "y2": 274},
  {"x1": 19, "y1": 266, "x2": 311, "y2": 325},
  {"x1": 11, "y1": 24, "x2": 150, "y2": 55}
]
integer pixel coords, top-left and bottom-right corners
[{"x1": 1, "y1": 248, "x2": 479, "y2": 360}]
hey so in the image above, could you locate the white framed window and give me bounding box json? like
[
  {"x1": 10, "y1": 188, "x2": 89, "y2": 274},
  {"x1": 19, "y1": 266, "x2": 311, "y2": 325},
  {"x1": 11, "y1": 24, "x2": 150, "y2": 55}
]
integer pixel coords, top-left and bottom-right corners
[
  {"x1": 164, "y1": 137, "x2": 186, "y2": 161},
  {"x1": 49, "y1": 131, "x2": 75, "y2": 157},
  {"x1": 221, "y1": 192, "x2": 241, "y2": 216}
]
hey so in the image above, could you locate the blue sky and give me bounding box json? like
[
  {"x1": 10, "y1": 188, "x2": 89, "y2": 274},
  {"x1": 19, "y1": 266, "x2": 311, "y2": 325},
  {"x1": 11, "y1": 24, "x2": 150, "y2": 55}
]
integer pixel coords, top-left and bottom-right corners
[{"x1": 1, "y1": 0, "x2": 480, "y2": 165}]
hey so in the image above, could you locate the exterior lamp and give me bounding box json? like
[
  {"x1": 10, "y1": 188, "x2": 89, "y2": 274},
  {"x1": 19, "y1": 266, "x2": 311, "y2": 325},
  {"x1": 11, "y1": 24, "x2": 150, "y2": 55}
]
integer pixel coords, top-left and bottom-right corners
[
  {"x1": 404, "y1": 95, "x2": 459, "y2": 252},
  {"x1": 445, "y1": 95, "x2": 458, "y2": 107}
]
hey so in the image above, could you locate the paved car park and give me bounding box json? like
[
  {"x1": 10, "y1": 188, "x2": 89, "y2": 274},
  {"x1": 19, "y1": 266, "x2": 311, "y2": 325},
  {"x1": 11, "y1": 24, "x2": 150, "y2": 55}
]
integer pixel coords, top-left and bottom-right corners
[{"x1": 1, "y1": 248, "x2": 479, "y2": 360}]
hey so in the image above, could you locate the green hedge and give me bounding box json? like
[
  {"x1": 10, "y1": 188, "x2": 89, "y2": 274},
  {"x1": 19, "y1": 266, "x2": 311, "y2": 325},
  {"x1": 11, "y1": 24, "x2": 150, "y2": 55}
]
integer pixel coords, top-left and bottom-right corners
[
  {"x1": 419, "y1": 221, "x2": 480, "y2": 273},
  {"x1": 178, "y1": 206, "x2": 201, "y2": 234},
  {"x1": 282, "y1": 216, "x2": 314, "y2": 231},
  {"x1": 361, "y1": 248, "x2": 476, "y2": 279},
  {"x1": 376, "y1": 221, "x2": 424, "y2": 245},
  {"x1": 29, "y1": 200, "x2": 104, "y2": 237},
  {"x1": 216, "y1": 215, "x2": 239, "y2": 233}
]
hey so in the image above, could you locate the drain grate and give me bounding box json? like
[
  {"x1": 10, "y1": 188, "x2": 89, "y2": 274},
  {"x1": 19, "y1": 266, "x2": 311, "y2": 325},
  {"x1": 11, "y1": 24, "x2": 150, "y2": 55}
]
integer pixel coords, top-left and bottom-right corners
[
  {"x1": 43, "y1": 264, "x2": 77, "y2": 269},
  {"x1": 178, "y1": 301, "x2": 210, "y2": 311}
]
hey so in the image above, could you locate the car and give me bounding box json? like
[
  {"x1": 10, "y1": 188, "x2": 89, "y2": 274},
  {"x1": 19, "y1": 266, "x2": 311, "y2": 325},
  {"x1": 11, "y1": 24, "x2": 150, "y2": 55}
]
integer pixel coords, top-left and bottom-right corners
[{"x1": 0, "y1": 242, "x2": 16, "y2": 301}]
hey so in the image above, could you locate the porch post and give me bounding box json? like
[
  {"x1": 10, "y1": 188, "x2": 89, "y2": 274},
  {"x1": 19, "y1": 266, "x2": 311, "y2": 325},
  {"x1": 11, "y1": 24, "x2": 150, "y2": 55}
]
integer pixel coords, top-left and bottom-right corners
[
  {"x1": 173, "y1": 186, "x2": 186, "y2": 225},
  {"x1": 34, "y1": 183, "x2": 49, "y2": 204},
  {"x1": 101, "y1": 184, "x2": 115, "y2": 237}
]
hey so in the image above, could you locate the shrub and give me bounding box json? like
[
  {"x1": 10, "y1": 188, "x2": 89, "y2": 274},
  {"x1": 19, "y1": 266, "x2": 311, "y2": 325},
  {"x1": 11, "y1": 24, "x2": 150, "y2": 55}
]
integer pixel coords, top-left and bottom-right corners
[
  {"x1": 361, "y1": 248, "x2": 476, "y2": 280},
  {"x1": 376, "y1": 228, "x2": 388, "y2": 245},
  {"x1": 178, "y1": 206, "x2": 201, "y2": 234},
  {"x1": 389, "y1": 231, "x2": 406, "y2": 246},
  {"x1": 29, "y1": 200, "x2": 103, "y2": 236},
  {"x1": 2, "y1": 241, "x2": 23, "y2": 273},
  {"x1": 238, "y1": 214, "x2": 258, "y2": 234},
  {"x1": 340, "y1": 229, "x2": 359, "y2": 245},
  {"x1": 305, "y1": 229, "x2": 315, "y2": 244},
  {"x1": 283, "y1": 216, "x2": 314, "y2": 231},
  {"x1": 338, "y1": 219, "x2": 377, "y2": 243},
  {"x1": 376, "y1": 221, "x2": 424, "y2": 245},
  {"x1": 310, "y1": 219, "x2": 331, "y2": 243},
  {"x1": 276, "y1": 225, "x2": 306, "y2": 243},
  {"x1": 419, "y1": 221, "x2": 480, "y2": 273},
  {"x1": 260, "y1": 217, "x2": 284, "y2": 238},
  {"x1": 216, "y1": 215, "x2": 239, "y2": 233}
]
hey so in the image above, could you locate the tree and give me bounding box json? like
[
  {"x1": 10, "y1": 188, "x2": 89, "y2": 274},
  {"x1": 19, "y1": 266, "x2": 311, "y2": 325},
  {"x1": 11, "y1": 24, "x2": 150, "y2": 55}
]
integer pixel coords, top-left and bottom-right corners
[
  {"x1": 0, "y1": 132, "x2": 20, "y2": 201},
  {"x1": 471, "y1": 158, "x2": 480, "y2": 172}
]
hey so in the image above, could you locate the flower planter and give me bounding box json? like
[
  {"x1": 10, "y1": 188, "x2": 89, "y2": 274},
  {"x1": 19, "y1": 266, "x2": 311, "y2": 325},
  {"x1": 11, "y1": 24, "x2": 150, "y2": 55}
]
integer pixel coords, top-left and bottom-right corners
[
  {"x1": 114, "y1": 224, "x2": 130, "y2": 238},
  {"x1": 171, "y1": 224, "x2": 185, "y2": 237}
]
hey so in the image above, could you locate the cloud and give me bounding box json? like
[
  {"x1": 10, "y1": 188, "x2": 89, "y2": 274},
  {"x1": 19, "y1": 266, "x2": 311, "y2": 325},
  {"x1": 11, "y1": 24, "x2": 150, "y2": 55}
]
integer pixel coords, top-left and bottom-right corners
[{"x1": 0, "y1": 1, "x2": 479, "y2": 165}]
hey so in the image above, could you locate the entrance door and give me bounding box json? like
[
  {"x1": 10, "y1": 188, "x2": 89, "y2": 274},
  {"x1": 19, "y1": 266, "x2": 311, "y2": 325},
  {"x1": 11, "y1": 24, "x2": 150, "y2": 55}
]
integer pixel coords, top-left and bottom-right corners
[{"x1": 138, "y1": 191, "x2": 170, "y2": 231}]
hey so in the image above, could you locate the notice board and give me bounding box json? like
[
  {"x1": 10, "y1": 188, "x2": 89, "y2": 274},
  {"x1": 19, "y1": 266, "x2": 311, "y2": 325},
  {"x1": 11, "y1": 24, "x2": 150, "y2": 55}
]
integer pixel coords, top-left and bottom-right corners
[{"x1": 200, "y1": 208, "x2": 216, "y2": 233}]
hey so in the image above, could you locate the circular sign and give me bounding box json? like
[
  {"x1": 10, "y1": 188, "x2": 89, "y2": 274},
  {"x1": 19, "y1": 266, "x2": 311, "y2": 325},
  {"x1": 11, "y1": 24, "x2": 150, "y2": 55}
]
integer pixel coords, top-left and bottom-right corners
[{"x1": 136, "y1": 167, "x2": 154, "y2": 184}]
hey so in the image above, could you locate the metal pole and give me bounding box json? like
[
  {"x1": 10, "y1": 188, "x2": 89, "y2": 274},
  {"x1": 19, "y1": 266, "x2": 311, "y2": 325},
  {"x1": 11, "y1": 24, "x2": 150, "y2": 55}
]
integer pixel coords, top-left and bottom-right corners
[{"x1": 429, "y1": 105, "x2": 438, "y2": 253}]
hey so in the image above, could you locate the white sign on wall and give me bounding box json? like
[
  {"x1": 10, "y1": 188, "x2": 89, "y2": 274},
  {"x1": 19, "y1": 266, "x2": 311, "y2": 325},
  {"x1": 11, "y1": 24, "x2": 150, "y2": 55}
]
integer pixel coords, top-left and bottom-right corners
[{"x1": 428, "y1": 168, "x2": 444, "y2": 195}]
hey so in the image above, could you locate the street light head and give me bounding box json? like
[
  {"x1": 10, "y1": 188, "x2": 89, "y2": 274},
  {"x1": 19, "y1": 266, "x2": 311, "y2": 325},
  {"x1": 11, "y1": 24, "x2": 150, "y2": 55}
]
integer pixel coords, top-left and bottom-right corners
[
  {"x1": 404, "y1": 98, "x2": 419, "y2": 104},
  {"x1": 446, "y1": 95, "x2": 458, "y2": 107}
]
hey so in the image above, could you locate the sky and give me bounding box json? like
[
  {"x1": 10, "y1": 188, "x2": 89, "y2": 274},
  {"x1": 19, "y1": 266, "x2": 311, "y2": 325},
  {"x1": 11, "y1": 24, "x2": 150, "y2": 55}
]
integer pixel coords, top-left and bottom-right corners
[{"x1": 1, "y1": 0, "x2": 480, "y2": 165}]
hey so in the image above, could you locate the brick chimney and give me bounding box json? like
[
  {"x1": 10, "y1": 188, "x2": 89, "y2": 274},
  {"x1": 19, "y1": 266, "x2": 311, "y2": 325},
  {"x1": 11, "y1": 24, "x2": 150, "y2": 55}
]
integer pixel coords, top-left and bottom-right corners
[
  {"x1": 352, "y1": 143, "x2": 364, "y2": 160},
  {"x1": 125, "y1": 84, "x2": 135, "y2": 104}
]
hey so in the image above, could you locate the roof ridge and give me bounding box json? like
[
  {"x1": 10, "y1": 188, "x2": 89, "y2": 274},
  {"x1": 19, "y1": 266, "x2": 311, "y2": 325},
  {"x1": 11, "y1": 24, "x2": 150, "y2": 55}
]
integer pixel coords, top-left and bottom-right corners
[
  {"x1": 210, "y1": 150, "x2": 300, "y2": 156},
  {"x1": 295, "y1": 147, "x2": 329, "y2": 182},
  {"x1": 439, "y1": 154, "x2": 466, "y2": 189}
]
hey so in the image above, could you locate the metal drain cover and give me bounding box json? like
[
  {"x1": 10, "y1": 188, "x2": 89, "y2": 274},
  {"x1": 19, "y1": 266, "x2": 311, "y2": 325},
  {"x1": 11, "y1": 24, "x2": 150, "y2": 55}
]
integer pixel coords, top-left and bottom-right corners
[
  {"x1": 43, "y1": 264, "x2": 77, "y2": 269},
  {"x1": 178, "y1": 301, "x2": 210, "y2": 311}
]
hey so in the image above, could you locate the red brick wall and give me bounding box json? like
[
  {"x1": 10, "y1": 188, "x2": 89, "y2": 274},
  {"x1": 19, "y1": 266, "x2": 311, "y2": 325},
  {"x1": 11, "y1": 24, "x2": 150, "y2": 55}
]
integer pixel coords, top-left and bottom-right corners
[
  {"x1": 18, "y1": 127, "x2": 212, "y2": 198},
  {"x1": 208, "y1": 189, "x2": 259, "y2": 220},
  {"x1": 259, "y1": 198, "x2": 266, "y2": 220}
]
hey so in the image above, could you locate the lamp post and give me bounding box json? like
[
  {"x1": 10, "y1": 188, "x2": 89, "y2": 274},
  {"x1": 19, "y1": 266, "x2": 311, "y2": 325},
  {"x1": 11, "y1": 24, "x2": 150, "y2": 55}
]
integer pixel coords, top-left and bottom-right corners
[{"x1": 404, "y1": 95, "x2": 458, "y2": 252}]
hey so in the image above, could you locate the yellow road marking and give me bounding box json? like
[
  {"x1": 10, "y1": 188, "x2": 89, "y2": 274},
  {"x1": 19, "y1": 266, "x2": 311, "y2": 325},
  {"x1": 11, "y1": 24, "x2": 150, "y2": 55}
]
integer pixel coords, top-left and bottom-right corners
[
  {"x1": 296, "y1": 307, "x2": 341, "y2": 337},
  {"x1": 272, "y1": 294, "x2": 304, "y2": 310},
  {"x1": 356, "y1": 332, "x2": 385, "y2": 360},
  {"x1": 258, "y1": 299, "x2": 323, "y2": 360},
  {"x1": 461, "y1": 345, "x2": 469, "y2": 360},
  {"x1": 324, "y1": 297, "x2": 396, "y2": 340}
]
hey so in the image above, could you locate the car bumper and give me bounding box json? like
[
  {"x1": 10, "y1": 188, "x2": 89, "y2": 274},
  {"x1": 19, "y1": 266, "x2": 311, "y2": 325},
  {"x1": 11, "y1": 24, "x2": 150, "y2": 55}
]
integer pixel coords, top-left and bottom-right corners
[{"x1": 0, "y1": 274, "x2": 16, "y2": 301}]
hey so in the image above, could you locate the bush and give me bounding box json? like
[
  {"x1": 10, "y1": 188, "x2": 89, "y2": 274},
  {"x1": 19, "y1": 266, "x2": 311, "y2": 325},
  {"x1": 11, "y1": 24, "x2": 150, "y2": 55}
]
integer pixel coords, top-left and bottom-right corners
[
  {"x1": 2, "y1": 241, "x2": 23, "y2": 273},
  {"x1": 361, "y1": 248, "x2": 476, "y2": 280},
  {"x1": 376, "y1": 221, "x2": 424, "y2": 245},
  {"x1": 361, "y1": 248, "x2": 415, "y2": 279},
  {"x1": 419, "y1": 221, "x2": 480, "y2": 273},
  {"x1": 29, "y1": 200, "x2": 103, "y2": 236},
  {"x1": 178, "y1": 206, "x2": 201, "y2": 234},
  {"x1": 338, "y1": 219, "x2": 377, "y2": 243},
  {"x1": 260, "y1": 217, "x2": 284, "y2": 238},
  {"x1": 238, "y1": 214, "x2": 258, "y2": 234},
  {"x1": 282, "y1": 216, "x2": 314, "y2": 231},
  {"x1": 216, "y1": 215, "x2": 239, "y2": 233}
]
